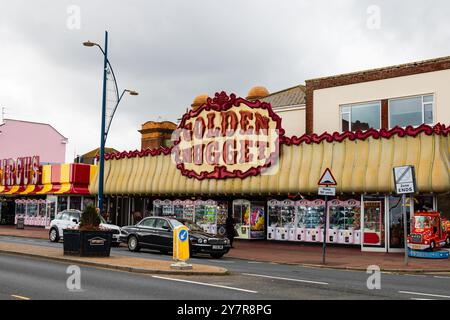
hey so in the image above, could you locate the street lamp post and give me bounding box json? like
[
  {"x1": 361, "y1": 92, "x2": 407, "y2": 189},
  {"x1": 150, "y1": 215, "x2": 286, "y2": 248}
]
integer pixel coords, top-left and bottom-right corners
[{"x1": 84, "y1": 31, "x2": 138, "y2": 215}]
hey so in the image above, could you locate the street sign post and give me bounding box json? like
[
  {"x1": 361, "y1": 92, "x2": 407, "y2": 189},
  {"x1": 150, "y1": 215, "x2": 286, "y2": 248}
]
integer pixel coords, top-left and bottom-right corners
[
  {"x1": 318, "y1": 168, "x2": 337, "y2": 265},
  {"x1": 171, "y1": 225, "x2": 192, "y2": 270},
  {"x1": 393, "y1": 165, "x2": 417, "y2": 266}
]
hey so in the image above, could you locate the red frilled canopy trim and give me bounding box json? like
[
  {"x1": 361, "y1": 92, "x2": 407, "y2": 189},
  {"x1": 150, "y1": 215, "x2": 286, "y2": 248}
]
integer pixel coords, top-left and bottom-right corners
[
  {"x1": 101, "y1": 90, "x2": 449, "y2": 162},
  {"x1": 103, "y1": 123, "x2": 449, "y2": 161},
  {"x1": 282, "y1": 123, "x2": 450, "y2": 146}
]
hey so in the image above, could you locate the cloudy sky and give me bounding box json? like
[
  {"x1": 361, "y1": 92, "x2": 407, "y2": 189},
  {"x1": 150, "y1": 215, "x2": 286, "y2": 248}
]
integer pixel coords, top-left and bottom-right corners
[{"x1": 1, "y1": 0, "x2": 449, "y2": 162}]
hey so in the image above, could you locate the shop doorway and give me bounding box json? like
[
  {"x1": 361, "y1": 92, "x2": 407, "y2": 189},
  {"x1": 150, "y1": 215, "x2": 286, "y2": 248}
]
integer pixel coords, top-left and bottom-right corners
[
  {"x1": 0, "y1": 200, "x2": 15, "y2": 225},
  {"x1": 361, "y1": 197, "x2": 386, "y2": 252},
  {"x1": 387, "y1": 196, "x2": 412, "y2": 252}
]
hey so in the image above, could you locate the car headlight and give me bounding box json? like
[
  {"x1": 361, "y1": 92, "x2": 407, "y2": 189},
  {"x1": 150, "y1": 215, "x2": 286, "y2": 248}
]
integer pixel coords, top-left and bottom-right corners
[
  {"x1": 198, "y1": 239, "x2": 203, "y2": 244},
  {"x1": 425, "y1": 240, "x2": 428, "y2": 244}
]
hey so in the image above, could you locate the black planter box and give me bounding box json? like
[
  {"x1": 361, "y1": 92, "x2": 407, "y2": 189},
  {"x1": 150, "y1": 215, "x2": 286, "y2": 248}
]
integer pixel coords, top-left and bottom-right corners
[{"x1": 63, "y1": 229, "x2": 112, "y2": 257}]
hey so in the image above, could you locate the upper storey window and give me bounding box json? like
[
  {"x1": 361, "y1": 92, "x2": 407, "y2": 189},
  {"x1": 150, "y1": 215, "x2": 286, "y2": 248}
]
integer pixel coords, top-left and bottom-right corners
[
  {"x1": 389, "y1": 94, "x2": 434, "y2": 128},
  {"x1": 340, "y1": 101, "x2": 381, "y2": 132}
]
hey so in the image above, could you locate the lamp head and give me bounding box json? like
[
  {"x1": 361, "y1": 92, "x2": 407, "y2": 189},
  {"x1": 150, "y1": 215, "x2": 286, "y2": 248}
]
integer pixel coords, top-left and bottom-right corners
[{"x1": 83, "y1": 41, "x2": 96, "y2": 47}]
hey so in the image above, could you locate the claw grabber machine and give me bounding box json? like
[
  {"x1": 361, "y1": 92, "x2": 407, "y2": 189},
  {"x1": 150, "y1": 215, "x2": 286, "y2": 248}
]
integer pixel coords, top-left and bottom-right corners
[
  {"x1": 232, "y1": 199, "x2": 265, "y2": 239},
  {"x1": 327, "y1": 199, "x2": 361, "y2": 244},
  {"x1": 296, "y1": 200, "x2": 325, "y2": 243}
]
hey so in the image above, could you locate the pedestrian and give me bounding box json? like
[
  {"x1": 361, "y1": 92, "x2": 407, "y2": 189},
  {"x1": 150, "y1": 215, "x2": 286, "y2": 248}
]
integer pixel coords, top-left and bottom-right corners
[{"x1": 225, "y1": 215, "x2": 237, "y2": 248}]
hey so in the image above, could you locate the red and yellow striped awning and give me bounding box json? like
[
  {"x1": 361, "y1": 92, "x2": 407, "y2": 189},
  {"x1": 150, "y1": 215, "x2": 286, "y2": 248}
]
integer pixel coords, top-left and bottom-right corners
[{"x1": 0, "y1": 163, "x2": 94, "y2": 196}]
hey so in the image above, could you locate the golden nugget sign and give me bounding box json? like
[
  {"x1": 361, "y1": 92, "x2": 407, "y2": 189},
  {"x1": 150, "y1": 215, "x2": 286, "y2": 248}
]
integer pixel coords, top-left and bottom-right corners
[
  {"x1": 0, "y1": 156, "x2": 40, "y2": 186},
  {"x1": 171, "y1": 92, "x2": 284, "y2": 180}
]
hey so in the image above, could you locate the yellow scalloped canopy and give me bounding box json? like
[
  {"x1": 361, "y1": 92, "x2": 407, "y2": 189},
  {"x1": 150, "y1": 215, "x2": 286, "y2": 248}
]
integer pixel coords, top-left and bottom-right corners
[{"x1": 89, "y1": 133, "x2": 450, "y2": 196}]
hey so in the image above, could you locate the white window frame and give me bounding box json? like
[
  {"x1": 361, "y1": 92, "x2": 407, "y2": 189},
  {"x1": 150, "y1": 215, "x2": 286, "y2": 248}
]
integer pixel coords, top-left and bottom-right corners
[
  {"x1": 388, "y1": 93, "x2": 434, "y2": 129},
  {"x1": 340, "y1": 100, "x2": 382, "y2": 132}
]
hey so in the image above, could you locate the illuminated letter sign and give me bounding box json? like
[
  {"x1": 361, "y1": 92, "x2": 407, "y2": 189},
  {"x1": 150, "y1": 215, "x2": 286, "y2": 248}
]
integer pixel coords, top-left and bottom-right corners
[{"x1": 171, "y1": 92, "x2": 284, "y2": 180}]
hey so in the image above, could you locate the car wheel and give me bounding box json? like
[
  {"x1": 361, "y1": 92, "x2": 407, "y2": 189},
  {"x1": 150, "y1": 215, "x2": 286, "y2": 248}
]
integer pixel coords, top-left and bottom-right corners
[
  {"x1": 49, "y1": 228, "x2": 59, "y2": 242},
  {"x1": 127, "y1": 236, "x2": 140, "y2": 252},
  {"x1": 210, "y1": 253, "x2": 224, "y2": 259}
]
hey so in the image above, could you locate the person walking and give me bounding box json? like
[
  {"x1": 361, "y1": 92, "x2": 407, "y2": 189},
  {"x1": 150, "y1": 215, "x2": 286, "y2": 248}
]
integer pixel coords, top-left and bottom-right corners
[{"x1": 225, "y1": 215, "x2": 237, "y2": 248}]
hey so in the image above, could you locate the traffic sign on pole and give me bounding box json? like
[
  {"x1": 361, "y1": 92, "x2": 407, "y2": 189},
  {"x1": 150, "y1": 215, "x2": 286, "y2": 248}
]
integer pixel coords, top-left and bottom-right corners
[
  {"x1": 317, "y1": 168, "x2": 337, "y2": 265},
  {"x1": 393, "y1": 165, "x2": 417, "y2": 267}
]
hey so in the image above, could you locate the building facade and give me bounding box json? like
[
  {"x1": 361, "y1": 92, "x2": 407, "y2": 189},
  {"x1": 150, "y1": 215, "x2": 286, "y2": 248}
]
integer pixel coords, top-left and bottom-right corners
[
  {"x1": 0, "y1": 119, "x2": 68, "y2": 164},
  {"x1": 89, "y1": 55, "x2": 450, "y2": 253}
]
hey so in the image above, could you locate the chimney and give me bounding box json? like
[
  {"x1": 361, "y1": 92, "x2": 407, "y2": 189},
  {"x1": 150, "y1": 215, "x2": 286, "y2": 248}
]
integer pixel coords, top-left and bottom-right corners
[{"x1": 139, "y1": 121, "x2": 177, "y2": 150}]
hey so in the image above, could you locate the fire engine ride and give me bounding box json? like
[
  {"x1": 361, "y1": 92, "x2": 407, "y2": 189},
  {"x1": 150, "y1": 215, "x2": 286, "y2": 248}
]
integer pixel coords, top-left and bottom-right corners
[{"x1": 407, "y1": 211, "x2": 450, "y2": 251}]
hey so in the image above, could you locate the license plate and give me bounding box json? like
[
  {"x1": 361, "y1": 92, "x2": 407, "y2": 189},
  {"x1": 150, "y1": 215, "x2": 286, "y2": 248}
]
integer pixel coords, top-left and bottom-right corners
[
  {"x1": 409, "y1": 244, "x2": 423, "y2": 250},
  {"x1": 212, "y1": 245, "x2": 223, "y2": 250}
]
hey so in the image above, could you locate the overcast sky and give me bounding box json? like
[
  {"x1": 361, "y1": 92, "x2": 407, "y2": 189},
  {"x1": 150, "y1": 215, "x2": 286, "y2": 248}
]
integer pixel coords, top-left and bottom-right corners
[{"x1": 1, "y1": 0, "x2": 449, "y2": 162}]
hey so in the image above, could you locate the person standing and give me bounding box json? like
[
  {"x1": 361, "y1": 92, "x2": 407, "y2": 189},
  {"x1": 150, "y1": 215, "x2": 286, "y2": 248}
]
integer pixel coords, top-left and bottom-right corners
[{"x1": 225, "y1": 215, "x2": 236, "y2": 248}]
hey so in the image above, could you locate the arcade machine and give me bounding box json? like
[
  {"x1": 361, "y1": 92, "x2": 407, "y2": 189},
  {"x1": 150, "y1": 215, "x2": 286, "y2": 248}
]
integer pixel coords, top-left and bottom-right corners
[
  {"x1": 327, "y1": 199, "x2": 361, "y2": 244},
  {"x1": 153, "y1": 199, "x2": 174, "y2": 217},
  {"x1": 296, "y1": 200, "x2": 325, "y2": 243},
  {"x1": 267, "y1": 200, "x2": 280, "y2": 240},
  {"x1": 232, "y1": 200, "x2": 265, "y2": 239}
]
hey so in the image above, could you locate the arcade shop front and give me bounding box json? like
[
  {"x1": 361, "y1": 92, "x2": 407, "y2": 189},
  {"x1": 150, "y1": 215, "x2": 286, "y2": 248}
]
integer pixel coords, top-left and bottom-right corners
[
  {"x1": 90, "y1": 92, "x2": 450, "y2": 252},
  {"x1": 0, "y1": 157, "x2": 96, "y2": 228}
]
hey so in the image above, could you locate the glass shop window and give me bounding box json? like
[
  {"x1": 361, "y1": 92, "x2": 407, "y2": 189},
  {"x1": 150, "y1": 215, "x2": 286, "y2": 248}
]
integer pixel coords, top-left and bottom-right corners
[
  {"x1": 437, "y1": 195, "x2": 450, "y2": 220},
  {"x1": 340, "y1": 101, "x2": 381, "y2": 132},
  {"x1": 389, "y1": 94, "x2": 434, "y2": 128},
  {"x1": 69, "y1": 196, "x2": 82, "y2": 211},
  {"x1": 57, "y1": 196, "x2": 68, "y2": 213}
]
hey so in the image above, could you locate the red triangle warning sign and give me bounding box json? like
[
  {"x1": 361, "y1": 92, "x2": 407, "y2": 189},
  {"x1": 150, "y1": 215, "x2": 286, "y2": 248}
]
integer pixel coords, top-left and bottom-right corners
[{"x1": 318, "y1": 168, "x2": 337, "y2": 186}]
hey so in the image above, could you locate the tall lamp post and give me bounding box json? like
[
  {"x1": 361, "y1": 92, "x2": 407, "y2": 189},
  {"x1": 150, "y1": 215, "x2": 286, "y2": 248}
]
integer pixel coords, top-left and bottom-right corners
[{"x1": 84, "y1": 31, "x2": 138, "y2": 214}]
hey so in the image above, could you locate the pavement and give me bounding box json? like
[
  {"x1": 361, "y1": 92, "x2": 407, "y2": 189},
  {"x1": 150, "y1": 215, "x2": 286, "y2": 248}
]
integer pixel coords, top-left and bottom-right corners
[
  {"x1": 0, "y1": 241, "x2": 227, "y2": 276},
  {"x1": 1, "y1": 225, "x2": 450, "y2": 272}
]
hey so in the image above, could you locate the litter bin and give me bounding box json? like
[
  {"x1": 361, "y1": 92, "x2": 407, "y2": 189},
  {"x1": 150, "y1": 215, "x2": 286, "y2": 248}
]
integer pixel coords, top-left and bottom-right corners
[{"x1": 16, "y1": 217, "x2": 25, "y2": 229}]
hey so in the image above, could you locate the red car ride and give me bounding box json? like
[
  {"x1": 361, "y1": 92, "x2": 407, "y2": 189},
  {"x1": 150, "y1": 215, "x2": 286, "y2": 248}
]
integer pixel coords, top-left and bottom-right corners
[{"x1": 407, "y1": 211, "x2": 450, "y2": 251}]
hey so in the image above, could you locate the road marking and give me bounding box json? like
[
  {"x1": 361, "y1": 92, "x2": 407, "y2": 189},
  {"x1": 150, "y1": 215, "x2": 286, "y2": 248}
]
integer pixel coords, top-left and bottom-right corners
[
  {"x1": 152, "y1": 276, "x2": 258, "y2": 294},
  {"x1": 403, "y1": 274, "x2": 426, "y2": 277},
  {"x1": 11, "y1": 294, "x2": 30, "y2": 300},
  {"x1": 242, "y1": 273, "x2": 329, "y2": 285},
  {"x1": 211, "y1": 260, "x2": 234, "y2": 264},
  {"x1": 434, "y1": 276, "x2": 450, "y2": 279},
  {"x1": 399, "y1": 291, "x2": 450, "y2": 299},
  {"x1": 411, "y1": 298, "x2": 434, "y2": 301},
  {"x1": 247, "y1": 261, "x2": 262, "y2": 264}
]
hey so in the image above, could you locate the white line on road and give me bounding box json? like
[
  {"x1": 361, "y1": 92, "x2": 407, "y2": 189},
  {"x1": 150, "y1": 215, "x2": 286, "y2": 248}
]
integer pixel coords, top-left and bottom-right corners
[
  {"x1": 11, "y1": 294, "x2": 30, "y2": 300},
  {"x1": 410, "y1": 298, "x2": 434, "y2": 301},
  {"x1": 242, "y1": 273, "x2": 329, "y2": 285},
  {"x1": 211, "y1": 260, "x2": 235, "y2": 264},
  {"x1": 399, "y1": 291, "x2": 450, "y2": 299},
  {"x1": 247, "y1": 261, "x2": 262, "y2": 264},
  {"x1": 152, "y1": 276, "x2": 258, "y2": 294},
  {"x1": 434, "y1": 276, "x2": 450, "y2": 279}
]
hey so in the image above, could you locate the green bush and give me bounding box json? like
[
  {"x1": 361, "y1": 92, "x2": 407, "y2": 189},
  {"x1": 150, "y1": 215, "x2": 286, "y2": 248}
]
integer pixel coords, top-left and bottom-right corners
[{"x1": 79, "y1": 205, "x2": 101, "y2": 230}]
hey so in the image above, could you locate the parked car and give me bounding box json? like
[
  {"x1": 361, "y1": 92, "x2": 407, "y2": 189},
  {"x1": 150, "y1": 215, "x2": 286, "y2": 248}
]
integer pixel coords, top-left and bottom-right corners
[
  {"x1": 119, "y1": 217, "x2": 231, "y2": 258},
  {"x1": 48, "y1": 209, "x2": 121, "y2": 246},
  {"x1": 407, "y1": 211, "x2": 450, "y2": 251}
]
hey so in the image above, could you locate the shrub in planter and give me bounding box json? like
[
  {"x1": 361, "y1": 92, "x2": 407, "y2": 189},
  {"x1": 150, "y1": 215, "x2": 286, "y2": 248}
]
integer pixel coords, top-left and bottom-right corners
[{"x1": 63, "y1": 205, "x2": 112, "y2": 257}]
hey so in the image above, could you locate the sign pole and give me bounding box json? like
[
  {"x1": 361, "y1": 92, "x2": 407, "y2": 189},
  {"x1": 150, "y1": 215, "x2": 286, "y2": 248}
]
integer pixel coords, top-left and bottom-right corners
[
  {"x1": 402, "y1": 194, "x2": 409, "y2": 266},
  {"x1": 322, "y1": 194, "x2": 328, "y2": 265}
]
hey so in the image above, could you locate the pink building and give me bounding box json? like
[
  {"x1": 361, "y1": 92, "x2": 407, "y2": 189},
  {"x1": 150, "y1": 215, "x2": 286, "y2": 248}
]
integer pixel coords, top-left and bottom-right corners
[{"x1": 0, "y1": 119, "x2": 67, "y2": 164}]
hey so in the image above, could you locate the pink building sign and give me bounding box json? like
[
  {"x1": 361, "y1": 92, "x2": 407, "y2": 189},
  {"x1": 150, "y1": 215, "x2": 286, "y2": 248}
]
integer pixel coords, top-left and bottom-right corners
[{"x1": 0, "y1": 119, "x2": 67, "y2": 164}]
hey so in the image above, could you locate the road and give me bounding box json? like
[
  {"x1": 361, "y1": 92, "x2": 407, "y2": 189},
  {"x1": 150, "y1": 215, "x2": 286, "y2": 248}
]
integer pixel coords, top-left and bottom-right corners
[{"x1": 1, "y1": 236, "x2": 450, "y2": 300}]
